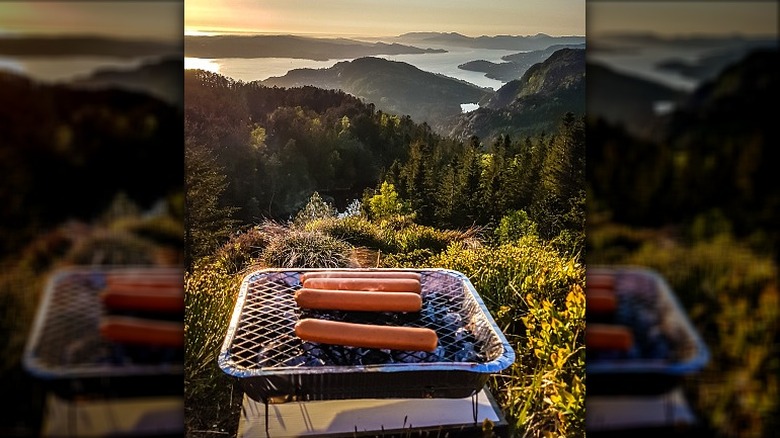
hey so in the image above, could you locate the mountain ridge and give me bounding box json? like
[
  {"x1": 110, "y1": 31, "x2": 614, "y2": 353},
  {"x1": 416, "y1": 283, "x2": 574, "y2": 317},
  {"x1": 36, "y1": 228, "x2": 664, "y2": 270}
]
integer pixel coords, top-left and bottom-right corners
[
  {"x1": 447, "y1": 48, "x2": 585, "y2": 141},
  {"x1": 260, "y1": 56, "x2": 491, "y2": 130},
  {"x1": 184, "y1": 35, "x2": 446, "y2": 60}
]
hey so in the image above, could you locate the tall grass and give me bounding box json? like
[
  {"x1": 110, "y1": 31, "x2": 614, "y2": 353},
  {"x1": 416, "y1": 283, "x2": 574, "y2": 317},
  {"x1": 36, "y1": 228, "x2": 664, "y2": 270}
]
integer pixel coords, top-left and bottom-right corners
[
  {"x1": 588, "y1": 224, "x2": 779, "y2": 438},
  {"x1": 185, "y1": 215, "x2": 585, "y2": 437}
]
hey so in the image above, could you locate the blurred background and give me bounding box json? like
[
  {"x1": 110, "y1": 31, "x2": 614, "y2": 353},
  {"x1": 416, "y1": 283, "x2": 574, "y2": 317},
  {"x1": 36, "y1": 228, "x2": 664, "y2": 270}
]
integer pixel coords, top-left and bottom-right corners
[
  {"x1": 0, "y1": 1, "x2": 184, "y2": 436},
  {"x1": 585, "y1": 1, "x2": 778, "y2": 437}
]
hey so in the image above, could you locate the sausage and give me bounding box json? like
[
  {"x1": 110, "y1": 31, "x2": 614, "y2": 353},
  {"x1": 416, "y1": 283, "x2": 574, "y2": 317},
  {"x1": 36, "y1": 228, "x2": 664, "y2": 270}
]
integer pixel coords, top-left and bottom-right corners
[
  {"x1": 587, "y1": 273, "x2": 616, "y2": 290},
  {"x1": 586, "y1": 324, "x2": 634, "y2": 352},
  {"x1": 99, "y1": 316, "x2": 184, "y2": 348},
  {"x1": 100, "y1": 285, "x2": 184, "y2": 313},
  {"x1": 586, "y1": 287, "x2": 618, "y2": 315},
  {"x1": 294, "y1": 288, "x2": 422, "y2": 312},
  {"x1": 302, "y1": 277, "x2": 421, "y2": 294},
  {"x1": 105, "y1": 272, "x2": 184, "y2": 289},
  {"x1": 294, "y1": 319, "x2": 438, "y2": 352},
  {"x1": 300, "y1": 271, "x2": 421, "y2": 282}
]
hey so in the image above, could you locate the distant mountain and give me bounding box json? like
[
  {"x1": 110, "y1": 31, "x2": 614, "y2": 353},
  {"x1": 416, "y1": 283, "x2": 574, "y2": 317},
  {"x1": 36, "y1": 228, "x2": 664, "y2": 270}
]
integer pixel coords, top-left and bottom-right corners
[
  {"x1": 71, "y1": 56, "x2": 183, "y2": 108},
  {"x1": 184, "y1": 35, "x2": 445, "y2": 60},
  {"x1": 394, "y1": 32, "x2": 585, "y2": 51},
  {"x1": 447, "y1": 48, "x2": 585, "y2": 141},
  {"x1": 0, "y1": 35, "x2": 179, "y2": 58},
  {"x1": 261, "y1": 56, "x2": 491, "y2": 130},
  {"x1": 656, "y1": 37, "x2": 778, "y2": 82},
  {"x1": 459, "y1": 43, "x2": 586, "y2": 82},
  {"x1": 587, "y1": 61, "x2": 686, "y2": 141}
]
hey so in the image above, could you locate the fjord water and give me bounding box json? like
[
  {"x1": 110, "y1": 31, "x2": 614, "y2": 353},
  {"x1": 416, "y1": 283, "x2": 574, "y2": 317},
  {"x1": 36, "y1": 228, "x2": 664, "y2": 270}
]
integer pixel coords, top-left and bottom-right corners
[{"x1": 185, "y1": 45, "x2": 520, "y2": 91}]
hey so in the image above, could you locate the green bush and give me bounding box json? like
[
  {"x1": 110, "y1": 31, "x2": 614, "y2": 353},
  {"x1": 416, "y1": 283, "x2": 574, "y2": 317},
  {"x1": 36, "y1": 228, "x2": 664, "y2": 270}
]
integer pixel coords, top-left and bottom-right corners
[
  {"x1": 618, "y1": 234, "x2": 778, "y2": 438},
  {"x1": 63, "y1": 229, "x2": 159, "y2": 265},
  {"x1": 428, "y1": 235, "x2": 585, "y2": 437},
  {"x1": 261, "y1": 230, "x2": 355, "y2": 269},
  {"x1": 293, "y1": 192, "x2": 336, "y2": 227},
  {"x1": 514, "y1": 285, "x2": 585, "y2": 437},
  {"x1": 304, "y1": 216, "x2": 388, "y2": 251},
  {"x1": 212, "y1": 225, "x2": 274, "y2": 275},
  {"x1": 495, "y1": 209, "x2": 538, "y2": 244}
]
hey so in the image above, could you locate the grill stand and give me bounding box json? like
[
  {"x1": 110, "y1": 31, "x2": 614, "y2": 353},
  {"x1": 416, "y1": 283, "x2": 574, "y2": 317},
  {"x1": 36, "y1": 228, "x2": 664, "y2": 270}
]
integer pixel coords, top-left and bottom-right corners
[
  {"x1": 258, "y1": 393, "x2": 478, "y2": 437},
  {"x1": 239, "y1": 386, "x2": 504, "y2": 438}
]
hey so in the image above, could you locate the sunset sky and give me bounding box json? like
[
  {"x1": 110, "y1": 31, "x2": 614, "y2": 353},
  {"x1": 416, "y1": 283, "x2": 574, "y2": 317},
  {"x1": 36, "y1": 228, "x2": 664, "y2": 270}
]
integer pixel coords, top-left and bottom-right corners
[
  {"x1": 0, "y1": 1, "x2": 182, "y2": 41},
  {"x1": 588, "y1": 2, "x2": 777, "y2": 38},
  {"x1": 184, "y1": 0, "x2": 586, "y2": 37}
]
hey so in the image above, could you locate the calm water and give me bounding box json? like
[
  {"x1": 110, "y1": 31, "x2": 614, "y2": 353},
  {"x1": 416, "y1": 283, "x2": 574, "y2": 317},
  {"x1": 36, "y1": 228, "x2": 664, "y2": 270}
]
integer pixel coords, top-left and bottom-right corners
[
  {"x1": 185, "y1": 46, "x2": 521, "y2": 91},
  {"x1": 0, "y1": 56, "x2": 151, "y2": 83},
  {"x1": 588, "y1": 45, "x2": 702, "y2": 92}
]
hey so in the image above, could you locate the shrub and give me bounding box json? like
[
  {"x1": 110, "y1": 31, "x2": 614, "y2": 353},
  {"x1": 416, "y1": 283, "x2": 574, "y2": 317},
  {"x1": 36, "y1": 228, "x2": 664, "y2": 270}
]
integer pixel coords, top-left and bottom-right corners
[
  {"x1": 428, "y1": 236, "x2": 585, "y2": 436},
  {"x1": 495, "y1": 210, "x2": 538, "y2": 244},
  {"x1": 211, "y1": 225, "x2": 273, "y2": 275},
  {"x1": 304, "y1": 216, "x2": 387, "y2": 251},
  {"x1": 63, "y1": 229, "x2": 159, "y2": 265},
  {"x1": 293, "y1": 192, "x2": 336, "y2": 227},
  {"x1": 261, "y1": 230, "x2": 355, "y2": 269},
  {"x1": 512, "y1": 285, "x2": 585, "y2": 437}
]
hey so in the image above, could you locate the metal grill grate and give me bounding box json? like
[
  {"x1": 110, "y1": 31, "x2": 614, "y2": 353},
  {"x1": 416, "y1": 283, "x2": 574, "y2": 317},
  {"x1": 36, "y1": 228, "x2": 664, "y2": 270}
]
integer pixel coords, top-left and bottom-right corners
[{"x1": 219, "y1": 269, "x2": 515, "y2": 401}]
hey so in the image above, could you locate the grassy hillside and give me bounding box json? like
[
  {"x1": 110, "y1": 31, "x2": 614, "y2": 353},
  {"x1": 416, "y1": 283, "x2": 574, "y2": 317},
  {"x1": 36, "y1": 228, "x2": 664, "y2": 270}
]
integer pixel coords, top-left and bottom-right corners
[{"x1": 185, "y1": 196, "x2": 585, "y2": 437}]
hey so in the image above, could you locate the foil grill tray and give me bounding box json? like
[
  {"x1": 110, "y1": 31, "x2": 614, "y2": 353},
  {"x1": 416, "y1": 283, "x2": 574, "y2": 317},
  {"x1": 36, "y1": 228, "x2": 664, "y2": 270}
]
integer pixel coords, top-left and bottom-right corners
[{"x1": 219, "y1": 269, "x2": 515, "y2": 402}]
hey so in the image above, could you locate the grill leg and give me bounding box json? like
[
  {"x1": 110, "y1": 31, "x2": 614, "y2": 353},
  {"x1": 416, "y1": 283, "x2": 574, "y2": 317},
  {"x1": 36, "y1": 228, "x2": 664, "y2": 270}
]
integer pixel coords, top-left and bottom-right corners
[
  {"x1": 264, "y1": 397, "x2": 270, "y2": 437},
  {"x1": 472, "y1": 390, "x2": 479, "y2": 424}
]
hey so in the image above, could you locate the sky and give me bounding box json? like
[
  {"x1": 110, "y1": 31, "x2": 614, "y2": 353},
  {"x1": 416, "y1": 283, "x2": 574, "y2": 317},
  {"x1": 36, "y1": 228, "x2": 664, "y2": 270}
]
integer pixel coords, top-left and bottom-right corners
[
  {"x1": 0, "y1": 1, "x2": 182, "y2": 42},
  {"x1": 184, "y1": 0, "x2": 586, "y2": 38},
  {"x1": 588, "y1": 2, "x2": 778, "y2": 38}
]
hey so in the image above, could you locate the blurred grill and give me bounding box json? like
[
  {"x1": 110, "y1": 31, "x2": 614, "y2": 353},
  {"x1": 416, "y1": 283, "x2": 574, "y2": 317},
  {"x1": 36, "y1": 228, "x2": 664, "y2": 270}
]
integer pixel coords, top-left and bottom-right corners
[
  {"x1": 219, "y1": 269, "x2": 515, "y2": 402},
  {"x1": 23, "y1": 266, "x2": 184, "y2": 399},
  {"x1": 586, "y1": 265, "x2": 710, "y2": 395}
]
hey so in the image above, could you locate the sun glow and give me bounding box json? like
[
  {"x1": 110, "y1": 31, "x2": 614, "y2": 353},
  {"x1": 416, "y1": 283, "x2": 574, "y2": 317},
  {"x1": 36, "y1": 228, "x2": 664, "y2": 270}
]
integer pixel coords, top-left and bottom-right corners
[{"x1": 184, "y1": 57, "x2": 220, "y2": 73}]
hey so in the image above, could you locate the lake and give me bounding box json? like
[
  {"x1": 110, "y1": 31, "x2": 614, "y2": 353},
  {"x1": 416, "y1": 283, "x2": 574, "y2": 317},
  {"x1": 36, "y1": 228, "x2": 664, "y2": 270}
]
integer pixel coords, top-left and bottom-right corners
[
  {"x1": 185, "y1": 46, "x2": 521, "y2": 91},
  {"x1": 0, "y1": 56, "x2": 152, "y2": 83}
]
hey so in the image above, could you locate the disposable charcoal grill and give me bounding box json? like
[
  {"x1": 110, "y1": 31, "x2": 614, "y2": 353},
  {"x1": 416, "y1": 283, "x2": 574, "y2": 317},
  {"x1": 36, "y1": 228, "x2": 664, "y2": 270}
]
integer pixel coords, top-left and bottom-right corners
[
  {"x1": 219, "y1": 268, "x2": 515, "y2": 404},
  {"x1": 587, "y1": 265, "x2": 710, "y2": 395},
  {"x1": 23, "y1": 266, "x2": 184, "y2": 399}
]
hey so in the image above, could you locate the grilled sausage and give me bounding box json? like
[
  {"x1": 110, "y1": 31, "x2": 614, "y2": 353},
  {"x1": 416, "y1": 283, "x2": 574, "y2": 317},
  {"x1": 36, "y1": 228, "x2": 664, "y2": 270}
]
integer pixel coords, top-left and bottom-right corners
[
  {"x1": 99, "y1": 316, "x2": 184, "y2": 348},
  {"x1": 586, "y1": 287, "x2": 618, "y2": 315},
  {"x1": 300, "y1": 271, "x2": 421, "y2": 282},
  {"x1": 302, "y1": 277, "x2": 421, "y2": 294},
  {"x1": 586, "y1": 324, "x2": 634, "y2": 352},
  {"x1": 294, "y1": 319, "x2": 438, "y2": 352},
  {"x1": 294, "y1": 288, "x2": 422, "y2": 312},
  {"x1": 100, "y1": 285, "x2": 184, "y2": 313},
  {"x1": 104, "y1": 272, "x2": 183, "y2": 289},
  {"x1": 587, "y1": 273, "x2": 616, "y2": 290}
]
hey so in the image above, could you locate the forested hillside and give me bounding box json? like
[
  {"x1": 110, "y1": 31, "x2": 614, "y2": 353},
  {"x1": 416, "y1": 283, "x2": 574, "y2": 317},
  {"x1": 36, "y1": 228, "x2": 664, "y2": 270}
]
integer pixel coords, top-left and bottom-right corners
[
  {"x1": 185, "y1": 68, "x2": 585, "y2": 261},
  {"x1": 588, "y1": 48, "x2": 779, "y2": 243},
  {"x1": 261, "y1": 57, "x2": 490, "y2": 131},
  {"x1": 0, "y1": 70, "x2": 183, "y2": 260},
  {"x1": 448, "y1": 48, "x2": 585, "y2": 142}
]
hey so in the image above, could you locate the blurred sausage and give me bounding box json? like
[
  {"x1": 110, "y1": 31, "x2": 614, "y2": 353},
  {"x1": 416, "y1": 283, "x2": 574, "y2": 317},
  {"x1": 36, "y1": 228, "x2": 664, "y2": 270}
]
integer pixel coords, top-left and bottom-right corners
[
  {"x1": 586, "y1": 324, "x2": 634, "y2": 352},
  {"x1": 99, "y1": 316, "x2": 184, "y2": 348}
]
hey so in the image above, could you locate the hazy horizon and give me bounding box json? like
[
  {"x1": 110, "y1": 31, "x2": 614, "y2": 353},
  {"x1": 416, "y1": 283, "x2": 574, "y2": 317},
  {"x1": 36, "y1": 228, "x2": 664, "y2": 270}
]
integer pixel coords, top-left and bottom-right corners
[
  {"x1": 185, "y1": 0, "x2": 585, "y2": 39},
  {"x1": 588, "y1": 2, "x2": 777, "y2": 39}
]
